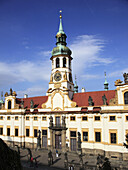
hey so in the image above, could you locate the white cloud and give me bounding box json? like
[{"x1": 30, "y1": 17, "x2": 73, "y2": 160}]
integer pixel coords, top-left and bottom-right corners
[
  {"x1": 0, "y1": 59, "x2": 51, "y2": 88},
  {"x1": 109, "y1": 68, "x2": 128, "y2": 78},
  {"x1": 17, "y1": 87, "x2": 45, "y2": 97},
  {"x1": 38, "y1": 50, "x2": 52, "y2": 57},
  {"x1": 81, "y1": 74, "x2": 101, "y2": 80},
  {"x1": 70, "y1": 35, "x2": 114, "y2": 75}
]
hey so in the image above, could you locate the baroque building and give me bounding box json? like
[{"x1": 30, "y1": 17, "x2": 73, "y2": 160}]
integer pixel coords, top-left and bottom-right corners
[{"x1": 0, "y1": 13, "x2": 128, "y2": 161}]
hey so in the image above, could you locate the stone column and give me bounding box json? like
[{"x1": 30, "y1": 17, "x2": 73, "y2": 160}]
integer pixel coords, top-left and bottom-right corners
[{"x1": 62, "y1": 130, "x2": 66, "y2": 152}]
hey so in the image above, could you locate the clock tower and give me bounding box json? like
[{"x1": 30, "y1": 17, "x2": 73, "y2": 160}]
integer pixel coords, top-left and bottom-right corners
[
  {"x1": 42, "y1": 12, "x2": 76, "y2": 111},
  {"x1": 48, "y1": 11, "x2": 74, "y2": 99}
]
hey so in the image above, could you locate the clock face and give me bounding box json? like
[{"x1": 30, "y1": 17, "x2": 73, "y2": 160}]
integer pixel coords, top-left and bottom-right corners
[{"x1": 54, "y1": 72, "x2": 62, "y2": 81}]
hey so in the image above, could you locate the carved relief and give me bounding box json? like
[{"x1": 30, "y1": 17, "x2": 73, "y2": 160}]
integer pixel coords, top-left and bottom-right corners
[
  {"x1": 114, "y1": 79, "x2": 123, "y2": 86},
  {"x1": 42, "y1": 104, "x2": 46, "y2": 109},
  {"x1": 54, "y1": 83, "x2": 61, "y2": 88},
  {"x1": 109, "y1": 91, "x2": 118, "y2": 106},
  {"x1": 71, "y1": 102, "x2": 76, "y2": 108}
]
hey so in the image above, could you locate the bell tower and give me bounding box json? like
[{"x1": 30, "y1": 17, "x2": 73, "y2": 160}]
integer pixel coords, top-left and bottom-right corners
[{"x1": 48, "y1": 11, "x2": 74, "y2": 99}]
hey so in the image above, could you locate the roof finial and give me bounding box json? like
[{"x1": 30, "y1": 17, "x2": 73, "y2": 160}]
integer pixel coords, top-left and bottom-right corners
[
  {"x1": 59, "y1": 10, "x2": 62, "y2": 19},
  {"x1": 58, "y1": 10, "x2": 64, "y2": 34},
  {"x1": 104, "y1": 71, "x2": 109, "y2": 91}
]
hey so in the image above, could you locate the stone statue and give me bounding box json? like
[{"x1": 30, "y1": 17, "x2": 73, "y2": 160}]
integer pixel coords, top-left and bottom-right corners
[
  {"x1": 88, "y1": 96, "x2": 93, "y2": 106},
  {"x1": 50, "y1": 74, "x2": 53, "y2": 82},
  {"x1": 37, "y1": 130, "x2": 41, "y2": 149},
  {"x1": 49, "y1": 116, "x2": 53, "y2": 127},
  {"x1": 102, "y1": 94, "x2": 107, "y2": 105},
  {"x1": 63, "y1": 71, "x2": 67, "y2": 80},
  {"x1": 62, "y1": 116, "x2": 66, "y2": 126},
  {"x1": 10, "y1": 88, "x2": 13, "y2": 95},
  {"x1": 21, "y1": 98, "x2": 24, "y2": 109},
  {"x1": 78, "y1": 132, "x2": 81, "y2": 149},
  {"x1": 30, "y1": 99, "x2": 34, "y2": 109},
  {"x1": 123, "y1": 73, "x2": 128, "y2": 84},
  {"x1": 4, "y1": 92, "x2": 8, "y2": 97}
]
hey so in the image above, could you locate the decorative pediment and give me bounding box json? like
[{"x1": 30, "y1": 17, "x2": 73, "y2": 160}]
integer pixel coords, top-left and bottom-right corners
[{"x1": 115, "y1": 79, "x2": 123, "y2": 86}]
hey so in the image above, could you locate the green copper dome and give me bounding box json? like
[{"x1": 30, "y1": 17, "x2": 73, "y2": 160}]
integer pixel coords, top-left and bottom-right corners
[
  {"x1": 52, "y1": 11, "x2": 72, "y2": 57},
  {"x1": 52, "y1": 45, "x2": 72, "y2": 56}
]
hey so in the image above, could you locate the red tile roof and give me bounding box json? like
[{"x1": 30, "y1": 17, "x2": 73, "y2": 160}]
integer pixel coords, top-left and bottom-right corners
[
  {"x1": 16, "y1": 96, "x2": 48, "y2": 109},
  {"x1": 16, "y1": 90, "x2": 116, "y2": 109},
  {"x1": 73, "y1": 90, "x2": 116, "y2": 107}
]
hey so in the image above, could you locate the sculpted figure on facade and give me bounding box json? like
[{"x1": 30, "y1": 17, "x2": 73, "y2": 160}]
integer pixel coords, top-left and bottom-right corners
[
  {"x1": 88, "y1": 96, "x2": 93, "y2": 106},
  {"x1": 123, "y1": 73, "x2": 128, "y2": 84},
  {"x1": 49, "y1": 116, "x2": 53, "y2": 127},
  {"x1": 30, "y1": 99, "x2": 34, "y2": 109},
  {"x1": 102, "y1": 94, "x2": 107, "y2": 105}
]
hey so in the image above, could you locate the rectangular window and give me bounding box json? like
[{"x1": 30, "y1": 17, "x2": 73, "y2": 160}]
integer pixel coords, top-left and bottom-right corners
[
  {"x1": 70, "y1": 116, "x2": 75, "y2": 121},
  {"x1": 7, "y1": 116, "x2": 10, "y2": 120},
  {"x1": 7, "y1": 128, "x2": 10, "y2": 136},
  {"x1": 15, "y1": 116, "x2": 18, "y2": 120},
  {"x1": 26, "y1": 116, "x2": 29, "y2": 120},
  {"x1": 15, "y1": 128, "x2": 18, "y2": 137},
  {"x1": 42, "y1": 130, "x2": 47, "y2": 136},
  {"x1": 0, "y1": 127, "x2": 3, "y2": 135},
  {"x1": 126, "y1": 116, "x2": 128, "y2": 121},
  {"x1": 42, "y1": 116, "x2": 47, "y2": 121},
  {"x1": 26, "y1": 129, "x2": 29, "y2": 137},
  {"x1": 0, "y1": 116, "x2": 3, "y2": 120},
  {"x1": 82, "y1": 116, "x2": 88, "y2": 121},
  {"x1": 34, "y1": 129, "x2": 37, "y2": 137},
  {"x1": 110, "y1": 116, "x2": 116, "y2": 121},
  {"x1": 95, "y1": 116, "x2": 100, "y2": 121},
  {"x1": 95, "y1": 132, "x2": 101, "y2": 142},
  {"x1": 83, "y1": 132, "x2": 88, "y2": 141},
  {"x1": 70, "y1": 131, "x2": 76, "y2": 137},
  {"x1": 110, "y1": 133, "x2": 117, "y2": 144},
  {"x1": 34, "y1": 116, "x2": 38, "y2": 121}
]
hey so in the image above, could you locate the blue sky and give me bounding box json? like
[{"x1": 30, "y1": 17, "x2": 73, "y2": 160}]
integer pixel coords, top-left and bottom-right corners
[{"x1": 0, "y1": 0, "x2": 128, "y2": 97}]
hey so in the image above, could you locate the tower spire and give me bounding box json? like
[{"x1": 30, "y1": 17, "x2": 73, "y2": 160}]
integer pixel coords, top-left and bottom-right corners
[
  {"x1": 59, "y1": 10, "x2": 64, "y2": 34},
  {"x1": 74, "y1": 75, "x2": 78, "y2": 93},
  {"x1": 104, "y1": 72, "x2": 109, "y2": 91}
]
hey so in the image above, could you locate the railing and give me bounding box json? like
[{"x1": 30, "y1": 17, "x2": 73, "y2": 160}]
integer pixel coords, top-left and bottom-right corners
[{"x1": 49, "y1": 123, "x2": 67, "y2": 130}]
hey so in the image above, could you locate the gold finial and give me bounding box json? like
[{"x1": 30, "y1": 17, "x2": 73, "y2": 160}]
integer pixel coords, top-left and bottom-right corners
[{"x1": 59, "y1": 10, "x2": 62, "y2": 19}]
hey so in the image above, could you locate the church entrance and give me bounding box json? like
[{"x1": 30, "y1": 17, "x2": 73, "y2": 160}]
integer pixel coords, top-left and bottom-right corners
[{"x1": 55, "y1": 134, "x2": 61, "y2": 149}]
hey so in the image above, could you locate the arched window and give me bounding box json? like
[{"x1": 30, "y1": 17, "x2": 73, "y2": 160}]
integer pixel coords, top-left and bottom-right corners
[
  {"x1": 124, "y1": 92, "x2": 128, "y2": 104},
  {"x1": 8, "y1": 101, "x2": 11, "y2": 109},
  {"x1": 63, "y1": 57, "x2": 66, "y2": 67},
  {"x1": 69, "y1": 59, "x2": 71, "y2": 69},
  {"x1": 56, "y1": 58, "x2": 60, "y2": 68},
  {"x1": 69, "y1": 73, "x2": 72, "y2": 82}
]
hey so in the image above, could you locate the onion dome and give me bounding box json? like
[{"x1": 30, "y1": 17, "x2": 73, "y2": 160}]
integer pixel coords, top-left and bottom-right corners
[{"x1": 51, "y1": 11, "x2": 72, "y2": 56}]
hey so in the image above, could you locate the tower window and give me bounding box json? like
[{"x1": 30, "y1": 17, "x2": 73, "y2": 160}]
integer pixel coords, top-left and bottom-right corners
[
  {"x1": 69, "y1": 73, "x2": 72, "y2": 82},
  {"x1": 69, "y1": 59, "x2": 71, "y2": 69},
  {"x1": 124, "y1": 92, "x2": 128, "y2": 104},
  {"x1": 63, "y1": 57, "x2": 66, "y2": 67},
  {"x1": 8, "y1": 101, "x2": 11, "y2": 109},
  {"x1": 56, "y1": 58, "x2": 60, "y2": 68}
]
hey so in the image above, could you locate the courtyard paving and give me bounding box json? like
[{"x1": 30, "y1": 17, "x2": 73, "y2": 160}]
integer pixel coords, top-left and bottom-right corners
[{"x1": 11, "y1": 146, "x2": 128, "y2": 170}]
